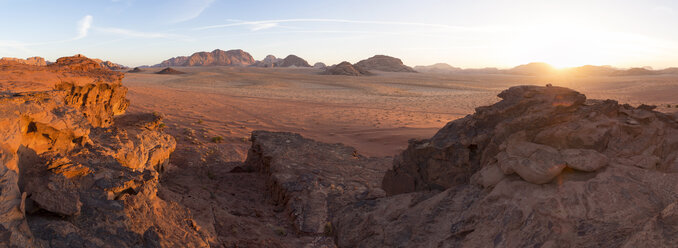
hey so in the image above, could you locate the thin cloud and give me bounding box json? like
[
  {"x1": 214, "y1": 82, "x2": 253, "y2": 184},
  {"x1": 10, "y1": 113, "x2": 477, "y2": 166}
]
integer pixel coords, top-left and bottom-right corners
[
  {"x1": 76, "y1": 15, "x2": 93, "y2": 39},
  {"x1": 168, "y1": 0, "x2": 215, "y2": 23},
  {"x1": 94, "y1": 27, "x2": 181, "y2": 39},
  {"x1": 194, "y1": 18, "x2": 506, "y2": 32}
]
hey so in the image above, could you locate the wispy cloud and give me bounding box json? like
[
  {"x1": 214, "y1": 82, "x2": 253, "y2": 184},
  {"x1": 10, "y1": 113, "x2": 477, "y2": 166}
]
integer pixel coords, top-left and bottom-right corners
[
  {"x1": 194, "y1": 18, "x2": 506, "y2": 32},
  {"x1": 93, "y1": 27, "x2": 183, "y2": 39},
  {"x1": 76, "y1": 15, "x2": 93, "y2": 39},
  {"x1": 168, "y1": 0, "x2": 215, "y2": 23}
]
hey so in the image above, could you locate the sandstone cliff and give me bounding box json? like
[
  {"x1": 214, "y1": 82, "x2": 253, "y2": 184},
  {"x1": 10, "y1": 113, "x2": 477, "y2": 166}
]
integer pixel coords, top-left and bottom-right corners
[
  {"x1": 0, "y1": 56, "x2": 210, "y2": 247},
  {"x1": 156, "y1": 49, "x2": 255, "y2": 67}
]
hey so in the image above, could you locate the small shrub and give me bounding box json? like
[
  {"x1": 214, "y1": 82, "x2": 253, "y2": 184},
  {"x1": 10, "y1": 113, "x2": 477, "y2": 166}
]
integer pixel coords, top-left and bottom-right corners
[
  {"x1": 158, "y1": 123, "x2": 166, "y2": 129},
  {"x1": 197, "y1": 119, "x2": 204, "y2": 124},
  {"x1": 211, "y1": 136, "x2": 224, "y2": 143}
]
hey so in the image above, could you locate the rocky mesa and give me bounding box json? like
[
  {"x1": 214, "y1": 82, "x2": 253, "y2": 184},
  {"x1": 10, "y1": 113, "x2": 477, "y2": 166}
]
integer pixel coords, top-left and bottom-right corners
[
  {"x1": 355, "y1": 55, "x2": 416, "y2": 73},
  {"x1": 0, "y1": 56, "x2": 210, "y2": 247},
  {"x1": 156, "y1": 49, "x2": 255, "y2": 67}
]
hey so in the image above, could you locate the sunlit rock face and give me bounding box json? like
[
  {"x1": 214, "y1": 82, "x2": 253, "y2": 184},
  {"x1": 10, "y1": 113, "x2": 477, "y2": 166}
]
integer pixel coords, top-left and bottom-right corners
[
  {"x1": 156, "y1": 49, "x2": 256, "y2": 67},
  {"x1": 0, "y1": 56, "x2": 210, "y2": 247},
  {"x1": 331, "y1": 85, "x2": 678, "y2": 247}
]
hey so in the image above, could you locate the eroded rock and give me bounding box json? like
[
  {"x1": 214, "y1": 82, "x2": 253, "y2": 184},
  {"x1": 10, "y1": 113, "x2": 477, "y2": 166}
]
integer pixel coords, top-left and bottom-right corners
[
  {"x1": 0, "y1": 56, "x2": 210, "y2": 247},
  {"x1": 243, "y1": 131, "x2": 391, "y2": 235},
  {"x1": 333, "y1": 85, "x2": 678, "y2": 247}
]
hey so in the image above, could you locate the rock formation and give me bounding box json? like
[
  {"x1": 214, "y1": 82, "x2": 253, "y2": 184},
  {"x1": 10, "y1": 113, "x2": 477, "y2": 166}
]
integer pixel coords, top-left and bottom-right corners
[
  {"x1": 156, "y1": 49, "x2": 255, "y2": 67},
  {"x1": 156, "y1": 67, "x2": 186, "y2": 75},
  {"x1": 329, "y1": 85, "x2": 678, "y2": 247},
  {"x1": 313, "y1": 62, "x2": 327, "y2": 69},
  {"x1": 322, "y1": 61, "x2": 371, "y2": 76},
  {"x1": 0, "y1": 56, "x2": 210, "y2": 247},
  {"x1": 243, "y1": 131, "x2": 390, "y2": 235},
  {"x1": 127, "y1": 67, "x2": 143, "y2": 73},
  {"x1": 0, "y1": 56, "x2": 47, "y2": 66},
  {"x1": 279, "y1": 55, "x2": 311, "y2": 67},
  {"x1": 354, "y1": 55, "x2": 416, "y2": 73},
  {"x1": 253, "y1": 55, "x2": 283, "y2": 67}
]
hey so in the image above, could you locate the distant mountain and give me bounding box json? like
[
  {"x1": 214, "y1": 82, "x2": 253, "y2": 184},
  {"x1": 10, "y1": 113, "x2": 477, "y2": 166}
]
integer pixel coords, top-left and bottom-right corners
[
  {"x1": 91, "y1": 58, "x2": 128, "y2": 70},
  {"x1": 313, "y1": 62, "x2": 327, "y2": 69},
  {"x1": 323, "y1": 61, "x2": 371, "y2": 76},
  {"x1": 155, "y1": 49, "x2": 255, "y2": 67},
  {"x1": 355, "y1": 55, "x2": 416, "y2": 72},
  {"x1": 279, "y1": 55, "x2": 311, "y2": 67},
  {"x1": 253, "y1": 55, "x2": 283, "y2": 67},
  {"x1": 0, "y1": 56, "x2": 47, "y2": 66},
  {"x1": 507, "y1": 62, "x2": 557, "y2": 76},
  {"x1": 414, "y1": 63, "x2": 462, "y2": 73}
]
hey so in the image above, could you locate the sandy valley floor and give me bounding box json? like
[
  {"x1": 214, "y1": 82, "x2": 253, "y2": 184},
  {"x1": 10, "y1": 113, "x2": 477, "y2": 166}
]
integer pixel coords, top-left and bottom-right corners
[{"x1": 124, "y1": 66, "x2": 678, "y2": 159}]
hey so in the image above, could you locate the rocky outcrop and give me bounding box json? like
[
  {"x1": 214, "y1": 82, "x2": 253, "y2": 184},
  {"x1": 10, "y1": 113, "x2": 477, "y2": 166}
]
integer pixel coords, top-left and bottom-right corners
[
  {"x1": 0, "y1": 56, "x2": 210, "y2": 247},
  {"x1": 322, "y1": 62, "x2": 370, "y2": 76},
  {"x1": 0, "y1": 56, "x2": 47, "y2": 66},
  {"x1": 156, "y1": 67, "x2": 186, "y2": 75},
  {"x1": 243, "y1": 131, "x2": 391, "y2": 234},
  {"x1": 1, "y1": 55, "x2": 129, "y2": 127},
  {"x1": 328, "y1": 85, "x2": 678, "y2": 247},
  {"x1": 127, "y1": 67, "x2": 143, "y2": 73},
  {"x1": 354, "y1": 55, "x2": 416, "y2": 73},
  {"x1": 313, "y1": 62, "x2": 326, "y2": 69},
  {"x1": 253, "y1": 55, "x2": 283, "y2": 67},
  {"x1": 156, "y1": 49, "x2": 255, "y2": 67},
  {"x1": 279, "y1": 55, "x2": 311, "y2": 67}
]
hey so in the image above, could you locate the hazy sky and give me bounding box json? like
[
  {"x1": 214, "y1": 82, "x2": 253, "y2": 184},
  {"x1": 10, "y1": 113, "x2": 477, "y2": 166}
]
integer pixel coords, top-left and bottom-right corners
[{"x1": 1, "y1": 0, "x2": 677, "y2": 68}]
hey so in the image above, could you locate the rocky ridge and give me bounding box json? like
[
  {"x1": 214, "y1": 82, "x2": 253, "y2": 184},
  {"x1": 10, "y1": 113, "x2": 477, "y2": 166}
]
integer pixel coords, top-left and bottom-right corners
[{"x1": 0, "y1": 56, "x2": 210, "y2": 247}]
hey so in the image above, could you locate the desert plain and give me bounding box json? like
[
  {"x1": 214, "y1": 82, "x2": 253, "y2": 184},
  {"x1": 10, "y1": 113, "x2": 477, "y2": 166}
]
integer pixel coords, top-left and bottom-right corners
[{"x1": 124, "y1": 66, "x2": 678, "y2": 160}]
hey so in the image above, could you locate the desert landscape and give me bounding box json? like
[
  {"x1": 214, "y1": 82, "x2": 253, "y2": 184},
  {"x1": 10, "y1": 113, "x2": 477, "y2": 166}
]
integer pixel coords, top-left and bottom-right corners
[{"x1": 3, "y1": 1, "x2": 678, "y2": 247}]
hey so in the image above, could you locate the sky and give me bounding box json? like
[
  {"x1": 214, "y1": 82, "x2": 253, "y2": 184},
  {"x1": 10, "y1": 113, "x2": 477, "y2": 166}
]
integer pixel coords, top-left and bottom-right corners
[{"x1": 1, "y1": 0, "x2": 677, "y2": 68}]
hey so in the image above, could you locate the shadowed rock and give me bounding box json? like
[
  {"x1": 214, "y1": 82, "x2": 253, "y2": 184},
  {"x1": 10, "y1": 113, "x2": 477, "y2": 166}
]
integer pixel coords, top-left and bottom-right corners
[
  {"x1": 322, "y1": 62, "x2": 371, "y2": 76},
  {"x1": 329, "y1": 85, "x2": 678, "y2": 247},
  {"x1": 243, "y1": 131, "x2": 391, "y2": 234},
  {"x1": 127, "y1": 67, "x2": 143, "y2": 73},
  {"x1": 155, "y1": 67, "x2": 186, "y2": 75}
]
